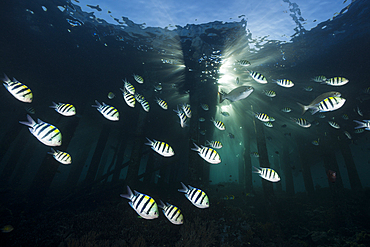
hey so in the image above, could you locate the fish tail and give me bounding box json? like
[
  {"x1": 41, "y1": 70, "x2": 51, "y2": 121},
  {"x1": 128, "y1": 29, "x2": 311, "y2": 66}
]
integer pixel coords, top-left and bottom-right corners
[
  {"x1": 178, "y1": 182, "x2": 188, "y2": 193},
  {"x1": 158, "y1": 200, "x2": 165, "y2": 209},
  {"x1": 353, "y1": 120, "x2": 367, "y2": 129},
  {"x1": 297, "y1": 102, "x2": 308, "y2": 115},
  {"x1": 47, "y1": 148, "x2": 56, "y2": 155},
  {"x1": 91, "y1": 100, "x2": 101, "y2": 108},
  {"x1": 19, "y1": 114, "x2": 36, "y2": 127},
  {"x1": 49, "y1": 102, "x2": 57, "y2": 109},
  {"x1": 120, "y1": 185, "x2": 134, "y2": 200},
  {"x1": 252, "y1": 166, "x2": 261, "y2": 173},
  {"x1": 218, "y1": 91, "x2": 224, "y2": 103},
  {"x1": 145, "y1": 137, "x2": 153, "y2": 146},
  {"x1": 191, "y1": 142, "x2": 200, "y2": 152},
  {"x1": 2, "y1": 73, "x2": 11, "y2": 83}
]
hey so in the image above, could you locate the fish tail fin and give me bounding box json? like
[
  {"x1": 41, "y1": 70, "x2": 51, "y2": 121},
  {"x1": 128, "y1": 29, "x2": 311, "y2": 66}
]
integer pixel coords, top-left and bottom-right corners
[
  {"x1": 353, "y1": 120, "x2": 366, "y2": 129},
  {"x1": 218, "y1": 91, "x2": 225, "y2": 103},
  {"x1": 178, "y1": 182, "x2": 188, "y2": 193},
  {"x1": 158, "y1": 200, "x2": 165, "y2": 209},
  {"x1": 120, "y1": 185, "x2": 134, "y2": 200},
  {"x1": 252, "y1": 166, "x2": 261, "y2": 173},
  {"x1": 19, "y1": 114, "x2": 36, "y2": 127},
  {"x1": 145, "y1": 137, "x2": 153, "y2": 146},
  {"x1": 47, "y1": 148, "x2": 56, "y2": 155},
  {"x1": 2, "y1": 74, "x2": 11, "y2": 83},
  {"x1": 91, "y1": 100, "x2": 101, "y2": 108},
  {"x1": 49, "y1": 102, "x2": 57, "y2": 109},
  {"x1": 310, "y1": 107, "x2": 320, "y2": 115},
  {"x1": 297, "y1": 102, "x2": 308, "y2": 115},
  {"x1": 191, "y1": 142, "x2": 200, "y2": 152}
]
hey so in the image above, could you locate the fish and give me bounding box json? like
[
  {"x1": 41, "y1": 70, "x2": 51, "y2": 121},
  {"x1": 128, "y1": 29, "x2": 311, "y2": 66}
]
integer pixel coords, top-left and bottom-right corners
[
  {"x1": 50, "y1": 102, "x2": 76, "y2": 116},
  {"x1": 199, "y1": 130, "x2": 206, "y2": 135},
  {"x1": 312, "y1": 138, "x2": 320, "y2": 146},
  {"x1": 174, "y1": 106, "x2": 187, "y2": 128},
  {"x1": 120, "y1": 88, "x2": 135, "y2": 108},
  {"x1": 19, "y1": 115, "x2": 62, "y2": 146},
  {"x1": 354, "y1": 128, "x2": 365, "y2": 134},
  {"x1": 206, "y1": 140, "x2": 223, "y2": 149},
  {"x1": 178, "y1": 182, "x2": 209, "y2": 208},
  {"x1": 326, "y1": 170, "x2": 336, "y2": 183},
  {"x1": 2, "y1": 74, "x2": 33, "y2": 103},
  {"x1": 297, "y1": 91, "x2": 341, "y2": 115},
  {"x1": 356, "y1": 106, "x2": 363, "y2": 116},
  {"x1": 218, "y1": 86, "x2": 254, "y2": 103},
  {"x1": 353, "y1": 120, "x2": 370, "y2": 130},
  {"x1": 342, "y1": 114, "x2": 349, "y2": 120},
  {"x1": 273, "y1": 79, "x2": 294, "y2": 88},
  {"x1": 181, "y1": 104, "x2": 191, "y2": 118},
  {"x1": 250, "y1": 152, "x2": 259, "y2": 158},
  {"x1": 1, "y1": 225, "x2": 14, "y2": 233},
  {"x1": 107, "y1": 92, "x2": 115, "y2": 99},
  {"x1": 92, "y1": 100, "x2": 119, "y2": 121},
  {"x1": 140, "y1": 99, "x2": 150, "y2": 112},
  {"x1": 120, "y1": 186, "x2": 159, "y2": 219},
  {"x1": 200, "y1": 103, "x2": 209, "y2": 110},
  {"x1": 323, "y1": 77, "x2": 349, "y2": 86},
  {"x1": 344, "y1": 131, "x2": 352, "y2": 139},
  {"x1": 145, "y1": 138, "x2": 174, "y2": 157},
  {"x1": 328, "y1": 121, "x2": 340, "y2": 129},
  {"x1": 48, "y1": 148, "x2": 72, "y2": 165},
  {"x1": 311, "y1": 75, "x2": 327, "y2": 82},
  {"x1": 123, "y1": 79, "x2": 135, "y2": 94},
  {"x1": 191, "y1": 142, "x2": 221, "y2": 164},
  {"x1": 228, "y1": 133, "x2": 235, "y2": 139},
  {"x1": 310, "y1": 97, "x2": 346, "y2": 115},
  {"x1": 24, "y1": 106, "x2": 35, "y2": 114},
  {"x1": 290, "y1": 117, "x2": 311, "y2": 128},
  {"x1": 247, "y1": 71, "x2": 267, "y2": 84},
  {"x1": 133, "y1": 74, "x2": 144, "y2": 84},
  {"x1": 253, "y1": 112, "x2": 270, "y2": 122},
  {"x1": 221, "y1": 111, "x2": 230, "y2": 117},
  {"x1": 262, "y1": 90, "x2": 276, "y2": 98},
  {"x1": 211, "y1": 118, "x2": 226, "y2": 130},
  {"x1": 264, "y1": 122, "x2": 273, "y2": 127},
  {"x1": 281, "y1": 107, "x2": 292, "y2": 113},
  {"x1": 158, "y1": 200, "x2": 184, "y2": 225},
  {"x1": 198, "y1": 117, "x2": 205, "y2": 122},
  {"x1": 154, "y1": 82, "x2": 162, "y2": 91},
  {"x1": 269, "y1": 116, "x2": 275, "y2": 122},
  {"x1": 318, "y1": 113, "x2": 326, "y2": 118},
  {"x1": 236, "y1": 60, "x2": 251, "y2": 66},
  {"x1": 253, "y1": 166, "x2": 280, "y2": 182},
  {"x1": 303, "y1": 86, "x2": 313, "y2": 92},
  {"x1": 235, "y1": 77, "x2": 240, "y2": 84},
  {"x1": 155, "y1": 97, "x2": 168, "y2": 110}
]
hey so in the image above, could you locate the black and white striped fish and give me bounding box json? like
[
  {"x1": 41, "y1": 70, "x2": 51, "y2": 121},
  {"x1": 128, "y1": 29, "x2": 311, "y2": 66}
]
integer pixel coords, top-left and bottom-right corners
[
  {"x1": 254, "y1": 112, "x2": 270, "y2": 122},
  {"x1": 211, "y1": 118, "x2": 225, "y2": 130},
  {"x1": 247, "y1": 70, "x2": 268, "y2": 84},
  {"x1": 311, "y1": 75, "x2": 326, "y2": 82},
  {"x1": 328, "y1": 121, "x2": 340, "y2": 129},
  {"x1": 123, "y1": 78, "x2": 135, "y2": 94},
  {"x1": 311, "y1": 96, "x2": 346, "y2": 115},
  {"x1": 290, "y1": 117, "x2": 311, "y2": 128},
  {"x1": 236, "y1": 60, "x2": 251, "y2": 66},
  {"x1": 253, "y1": 166, "x2": 280, "y2": 182},
  {"x1": 264, "y1": 122, "x2": 273, "y2": 127},
  {"x1": 120, "y1": 88, "x2": 136, "y2": 108},
  {"x1": 191, "y1": 142, "x2": 221, "y2": 164},
  {"x1": 120, "y1": 186, "x2": 159, "y2": 220},
  {"x1": 19, "y1": 115, "x2": 62, "y2": 146},
  {"x1": 145, "y1": 138, "x2": 174, "y2": 157},
  {"x1": 322, "y1": 77, "x2": 348, "y2": 86},
  {"x1": 3, "y1": 74, "x2": 33, "y2": 103},
  {"x1": 48, "y1": 148, "x2": 72, "y2": 165},
  {"x1": 133, "y1": 74, "x2": 144, "y2": 84},
  {"x1": 181, "y1": 104, "x2": 191, "y2": 118},
  {"x1": 174, "y1": 106, "x2": 187, "y2": 128},
  {"x1": 262, "y1": 90, "x2": 276, "y2": 98},
  {"x1": 50, "y1": 102, "x2": 76, "y2": 116},
  {"x1": 178, "y1": 182, "x2": 209, "y2": 208},
  {"x1": 158, "y1": 200, "x2": 184, "y2": 225},
  {"x1": 155, "y1": 97, "x2": 168, "y2": 110},
  {"x1": 273, "y1": 79, "x2": 294, "y2": 88},
  {"x1": 92, "y1": 100, "x2": 119, "y2": 121},
  {"x1": 140, "y1": 99, "x2": 150, "y2": 112},
  {"x1": 206, "y1": 140, "x2": 223, "y2": 149}
]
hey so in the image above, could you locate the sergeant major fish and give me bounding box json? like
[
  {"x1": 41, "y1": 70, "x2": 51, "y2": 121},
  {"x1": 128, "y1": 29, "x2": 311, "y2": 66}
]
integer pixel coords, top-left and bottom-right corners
[
  {"x1": 92, "y1": 100, "x2": 119, "y2": 121},
  {"x1": 50, "y1": 102, "x2": 76, "y2": 116},
  {"x1": 19, "y1": 115, "x2": 62, "y2": 146},
  {"x1": 191, "y1": 142, "x2": 221, "y2": 164},
  {"x1": 158, "y1": 200, "x2": 184, "y2": 225},
  {"x1": 178, "y1": 182, "x2": 209, "y2": 208},
  {"x1": 48, "y1": 148, "x2": 72, "y2": 165},
  {"x1": 253, "y1": 166, "x2": 280, "y2": 182},
  {"x1": 218, "y1": 86, "x2": 254, "y2": 103},
  {"x1": 2, "y1": 74, "x2": 33, "y2": 103},
  {"x1": 297, "y1": 91, "x2": 341, "y2": 115},
  {"x1": 145, "y1": 138, "x2": 174, "y2": 157}
]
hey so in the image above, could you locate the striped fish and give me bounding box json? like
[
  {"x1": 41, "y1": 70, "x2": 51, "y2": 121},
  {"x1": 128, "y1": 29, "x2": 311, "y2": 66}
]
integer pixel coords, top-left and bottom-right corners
[
  {"x1": 181, "y1": 104, "x2": 191, "y2": 118},
  {"x1": 134, "y1": 93, "x2": 145, "y2": 103},
  {"x1": 120, "y1": 186, "x2": 159, "y2": 220},
  {"x1": 311, "y1": 96, "x2": 346, "y2": 115},
  {"x1": 211, "y1": 118, "x2": 225, "y2": 130},
  {"x1": 92, "y1": 100, "x2": 119, "y2": 121},
  {"x1": 290, "y1": 117, "x2": 311, "y2": 128},
  {"x1": 251, "y1": 152, "x2": 259, "y2": 158},
  {"x1": 269, "y1": 116, "x2": 275, "y2": 122},
  {"x1": 123, "y1": 78, "x2": 135, "y2": 94},
  {"x1": 274, "y1": 79, "x2": 294, "y2": 88},
  {"x1": 19, "y1": 115, "x2": 62, "y2": 146},
  {"x1": 236, "y1": 60, "x2": 251, "y2": 66},
  {"x1": 311, "y1": 75, "x2": 326, "y2": 82},
  {"x1": 264, "y1": 122, "x2": 273, "y2": 127},
  {"x1": 133, "y1": 74, "x2": 144, "y2": 84},
  {"x1": 323, "y1": 77, "x2": 349, "y2": 86},
  {"x1": 178, "y1": 182, "x2": 209, "y2": 208},
  {"x1": 328, "y1": 121, "x2": 340, "y2": 129},
  {"x1": 120, "y1": 88, "x2": 135, "y2": 108},
  {"x1": 145, "y1": 138, "x2": 174, "y2": 157},
  {"x1": 50, "y1": 102, "x2": 76, "y2": 116},
  {"x1": 3, "y1": 74, "x2": 33, "y2": 103},
  {"x1": 48, "y1": 148, "x2": 72, "y2": 165},
  {"x1": 248, "y1": 70, "x2": 268, "y2": 84},
  {"x1": 281, "y1": 107, "x2": 292, "y2": 113},
  {"x1": 140, "y1": 99, "x2": 150, "y2": 112},
  {"x1": 174, "y1": 106, "x2": 187, "y2": 128},
  {"x1": 262, "y1": 90, "x2": 276, "y2": 98},
  {"x1": 155, "y1": 97, "x2": 168, "y2": 110},
  {"x1": 191, "y1": 142, "x2": 221, "y2": 164},
  {"x1": 158, "y1": 200, "x2": 184, "y2": 225},
  {"x1": 200, "y1": 103, "x2": 209, "y2": 111},
  {"x1": 253, "y1": 166, "x2": 280, "y2": 182},
  {"x1": 206, "y1": 140, "x2": 223, "y2": 149},
  {"x1": 24, "y1": 106, "x2": 35, "y2": 114},
  {"x1": 254, "y1": 112, "x2": 270, "y2": 122}
]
